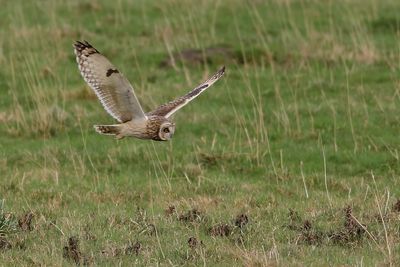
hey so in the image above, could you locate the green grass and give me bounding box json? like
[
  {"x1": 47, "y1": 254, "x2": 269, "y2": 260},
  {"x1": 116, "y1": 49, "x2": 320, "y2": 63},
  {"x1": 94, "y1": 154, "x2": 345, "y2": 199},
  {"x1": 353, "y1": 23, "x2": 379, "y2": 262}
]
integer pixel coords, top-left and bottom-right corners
[{"x1": 1, "y1": 0, "x2": 400, "y2": 265}]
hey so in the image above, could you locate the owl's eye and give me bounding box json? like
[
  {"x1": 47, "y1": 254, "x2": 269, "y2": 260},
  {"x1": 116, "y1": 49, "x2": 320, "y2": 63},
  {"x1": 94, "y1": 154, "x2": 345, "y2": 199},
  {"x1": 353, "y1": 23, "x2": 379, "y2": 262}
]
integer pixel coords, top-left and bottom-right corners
[{"x1": 163, "y1": 128, "x2": 170, "y2": 133}]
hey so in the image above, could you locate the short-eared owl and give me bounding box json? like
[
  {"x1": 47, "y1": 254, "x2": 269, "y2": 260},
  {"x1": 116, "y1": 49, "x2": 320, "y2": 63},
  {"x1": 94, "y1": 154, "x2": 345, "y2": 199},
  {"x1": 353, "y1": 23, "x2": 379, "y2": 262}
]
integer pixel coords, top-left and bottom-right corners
[{"x1": 73, "y1": 41, "x2": 225, "y2": 141}]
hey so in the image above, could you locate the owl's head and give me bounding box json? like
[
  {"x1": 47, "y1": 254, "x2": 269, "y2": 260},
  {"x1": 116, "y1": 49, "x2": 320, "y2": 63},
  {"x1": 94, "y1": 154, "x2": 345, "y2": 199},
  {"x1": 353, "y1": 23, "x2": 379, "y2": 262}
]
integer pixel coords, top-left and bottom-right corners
[{"x1": 158, "y1": 121, "x2": 176, "y2": 141}]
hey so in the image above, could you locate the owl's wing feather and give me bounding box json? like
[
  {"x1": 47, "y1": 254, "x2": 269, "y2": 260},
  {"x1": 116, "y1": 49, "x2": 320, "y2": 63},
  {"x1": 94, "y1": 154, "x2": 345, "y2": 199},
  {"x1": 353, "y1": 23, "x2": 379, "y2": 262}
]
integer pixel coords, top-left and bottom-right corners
[
  {"x1": 74, "y1": 41, "x2": 146, "y2": 122},
  {"x1": 148, "y1": 66, "x2": 225, "y2": 118}
]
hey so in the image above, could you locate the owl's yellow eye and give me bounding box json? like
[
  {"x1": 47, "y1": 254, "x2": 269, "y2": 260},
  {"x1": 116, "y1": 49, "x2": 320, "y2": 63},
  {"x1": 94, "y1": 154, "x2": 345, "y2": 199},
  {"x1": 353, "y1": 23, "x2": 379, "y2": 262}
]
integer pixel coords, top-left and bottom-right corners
[{"x1": 163, "y1": 128, "x2": 170, "y2": 133}]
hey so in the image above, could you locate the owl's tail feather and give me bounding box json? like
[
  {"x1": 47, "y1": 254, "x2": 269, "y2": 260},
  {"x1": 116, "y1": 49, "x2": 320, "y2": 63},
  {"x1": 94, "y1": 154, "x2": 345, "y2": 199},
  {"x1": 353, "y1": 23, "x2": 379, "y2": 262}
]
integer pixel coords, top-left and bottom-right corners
[{"x1": 94, "y1": 125, "x2": 124, "y2": 139}]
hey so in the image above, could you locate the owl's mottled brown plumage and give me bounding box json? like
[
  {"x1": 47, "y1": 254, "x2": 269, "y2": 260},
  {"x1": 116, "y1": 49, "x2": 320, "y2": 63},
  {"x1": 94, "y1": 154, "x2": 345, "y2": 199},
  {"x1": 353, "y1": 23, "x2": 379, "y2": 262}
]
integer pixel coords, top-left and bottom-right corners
[
  {"x1": 74, "y1": 41, "x2": 224, "y2": 141},
  {"x1": 147, "y1": 67, "x2": 225, "y2": 118},
  {"x1": 74, "y1": 41, "x2": 146, "y2": 123}
]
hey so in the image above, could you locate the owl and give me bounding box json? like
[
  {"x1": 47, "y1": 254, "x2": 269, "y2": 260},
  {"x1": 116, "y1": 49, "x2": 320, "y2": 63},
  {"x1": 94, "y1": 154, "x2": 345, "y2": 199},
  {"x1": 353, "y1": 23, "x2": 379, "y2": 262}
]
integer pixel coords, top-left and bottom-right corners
[{"x1": 73, "y1": 41, "x2": 225, "y2": 141}]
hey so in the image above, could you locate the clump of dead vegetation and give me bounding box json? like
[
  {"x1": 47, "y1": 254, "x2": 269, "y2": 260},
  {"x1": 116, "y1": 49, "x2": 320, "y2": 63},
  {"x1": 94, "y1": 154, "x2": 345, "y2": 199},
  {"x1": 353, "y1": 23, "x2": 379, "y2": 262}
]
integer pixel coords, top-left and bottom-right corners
[
  {"x1": 287, "y1": 209, "x2": 325, "y2": 245},
  {"x1": 209, "y1": 223, "x2": 232, "y2": 237},
  {"x1": 165, "y1": 205, "x2": 176, "y2": 217},
  {"x1": 101, "y1": 240, "x2": 141, "y2": 257},
  {"x1": 173, "y1": 206, "x2": 251, "y2": 243},
  {"x1": 63, "y1": 236, "x2": 91, "y2": 265},
  {"x1": 83, "y1": 225, "x2": 96, "y2": 241},
  {"x1": 178, "y1": 208, "x2": 206, "y2": 223},
  {"x1": 185, "y1": 236, "x2": 206, "y2": 261},
  {"x1": 287, "y1": 206, "x2": 367, "y2": 246},
  {"x1": 328, "y1": 206, "x2": 366, "y2": 245},
  {"x1": 392, "y1": 199, "x2": 400, "y2": 213},
  {"x1": 188, "y1": 236, "x2": 202, "y2": 250},
  {"x1": 106, "y1": 208, "x2": 157, "y2": 236},
  {"x1": 0, "y1": 238, "x2": 12, "y2": 250},
  {"x1": 18, "y1": 211, "x2": 34, "y2": 231},
  {"x1": 208, "y1": 213, "x2": 250, "y2": 239},
  {"x1": 235, "y1": 214, "x2": 249, "y2": 229}
]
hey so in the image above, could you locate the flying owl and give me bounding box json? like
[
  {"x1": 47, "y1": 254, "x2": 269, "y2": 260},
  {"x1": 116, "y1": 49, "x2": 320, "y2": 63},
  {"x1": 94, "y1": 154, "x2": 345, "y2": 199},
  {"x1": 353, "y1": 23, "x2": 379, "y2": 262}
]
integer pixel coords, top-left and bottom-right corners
[{"x1": 73, "y1": 41, "x2": 225, "y2": 141}]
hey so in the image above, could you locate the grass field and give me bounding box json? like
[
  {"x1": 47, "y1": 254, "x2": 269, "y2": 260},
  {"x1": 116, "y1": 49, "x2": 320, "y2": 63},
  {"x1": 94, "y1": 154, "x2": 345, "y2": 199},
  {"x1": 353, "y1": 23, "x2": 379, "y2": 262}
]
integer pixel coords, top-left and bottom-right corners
[{"x1": 1, "y1": 0, "x2": 400, "y2": 265}]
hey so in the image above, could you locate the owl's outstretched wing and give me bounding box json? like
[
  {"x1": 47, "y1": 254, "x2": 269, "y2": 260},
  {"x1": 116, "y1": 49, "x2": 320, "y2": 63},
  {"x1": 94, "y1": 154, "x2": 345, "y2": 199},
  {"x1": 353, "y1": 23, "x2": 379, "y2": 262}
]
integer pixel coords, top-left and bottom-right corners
[
  {"x1": 148, "y1": 66, "x2": 225, "y2": 118},
  {"x1": 74, "y1": 41, "x2": 146, "y2": 122}
]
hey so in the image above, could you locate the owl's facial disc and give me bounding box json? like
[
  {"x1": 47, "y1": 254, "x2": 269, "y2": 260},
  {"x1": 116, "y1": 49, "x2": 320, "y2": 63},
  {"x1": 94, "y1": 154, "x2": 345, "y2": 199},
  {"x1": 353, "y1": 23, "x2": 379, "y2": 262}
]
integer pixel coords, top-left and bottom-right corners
[{"x1": 159, "y1": 122, "x2": 175, "y2": 141}]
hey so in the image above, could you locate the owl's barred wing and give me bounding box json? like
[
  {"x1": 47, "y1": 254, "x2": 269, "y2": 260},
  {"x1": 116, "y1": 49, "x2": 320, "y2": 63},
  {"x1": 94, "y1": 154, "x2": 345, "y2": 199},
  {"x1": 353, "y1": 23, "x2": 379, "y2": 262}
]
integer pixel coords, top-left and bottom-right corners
[
  {"x1": 74, "y1": 41, "x2": 146, "y2": 122},
  {"x1": 148, "y1": 66, "x2": 225, "y2": 118}
]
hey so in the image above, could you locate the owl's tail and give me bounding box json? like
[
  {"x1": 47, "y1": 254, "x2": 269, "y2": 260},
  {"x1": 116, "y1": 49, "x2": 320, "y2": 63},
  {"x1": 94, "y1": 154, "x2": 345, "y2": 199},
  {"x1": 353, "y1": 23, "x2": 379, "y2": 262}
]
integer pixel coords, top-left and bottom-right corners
[{"x1": 94, "y1": 124, "x2": 124, "y2": 139}]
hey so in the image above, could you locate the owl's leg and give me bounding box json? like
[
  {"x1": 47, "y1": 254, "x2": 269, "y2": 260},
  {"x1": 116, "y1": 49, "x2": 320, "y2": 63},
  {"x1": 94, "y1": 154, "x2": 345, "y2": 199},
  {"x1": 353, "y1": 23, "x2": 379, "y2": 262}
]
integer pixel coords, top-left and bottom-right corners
[
  {"x1": 94, "y1": 124, "x2": 122, "y2": 138},
  {"x1": 115, "y1": 134, "x2": 124, "y2": 140}
]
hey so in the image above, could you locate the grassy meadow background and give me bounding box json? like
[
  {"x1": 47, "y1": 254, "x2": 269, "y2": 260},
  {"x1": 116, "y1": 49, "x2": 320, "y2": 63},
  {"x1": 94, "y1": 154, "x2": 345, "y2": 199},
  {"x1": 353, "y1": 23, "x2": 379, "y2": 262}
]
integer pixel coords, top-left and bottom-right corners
[{"x1": 1, "y1": 0, "x2": 400, "y2": 265}]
